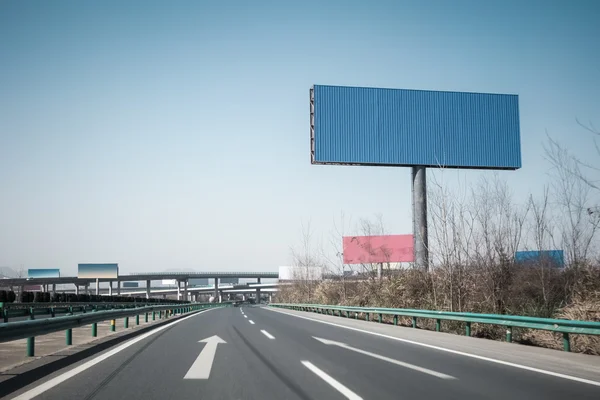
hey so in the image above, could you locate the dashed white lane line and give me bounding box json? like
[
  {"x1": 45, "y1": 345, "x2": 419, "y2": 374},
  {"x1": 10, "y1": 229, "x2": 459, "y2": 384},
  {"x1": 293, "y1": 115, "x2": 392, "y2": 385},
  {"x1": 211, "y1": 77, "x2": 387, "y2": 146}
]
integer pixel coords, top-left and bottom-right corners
[
  {"x1": 260, "y1": 330, "x2": 275, "y2": 339},
  {"x1": 301, "y1": 361, "x2": 363, "y2": 400},
  {"x1": 249, "y1": 320, "x2": 255, "y2": 325},
  {"x1": 267, "y1": 307, "x2": 600, "y2": 388}
]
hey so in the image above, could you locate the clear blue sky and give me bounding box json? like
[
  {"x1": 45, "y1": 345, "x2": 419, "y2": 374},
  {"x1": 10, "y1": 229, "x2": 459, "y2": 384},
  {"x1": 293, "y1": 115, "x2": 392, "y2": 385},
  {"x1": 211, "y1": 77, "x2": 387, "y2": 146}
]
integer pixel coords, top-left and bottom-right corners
[{"x1": 1, "y1": 0, "x2": 598, "y2": 275}]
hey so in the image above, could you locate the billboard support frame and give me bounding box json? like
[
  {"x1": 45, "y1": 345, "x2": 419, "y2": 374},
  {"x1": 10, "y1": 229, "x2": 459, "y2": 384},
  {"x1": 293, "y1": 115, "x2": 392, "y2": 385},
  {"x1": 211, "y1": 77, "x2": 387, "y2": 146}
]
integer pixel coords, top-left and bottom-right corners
[{"x1": 412, "y1": 166, "x2": 429, "y2": 270}]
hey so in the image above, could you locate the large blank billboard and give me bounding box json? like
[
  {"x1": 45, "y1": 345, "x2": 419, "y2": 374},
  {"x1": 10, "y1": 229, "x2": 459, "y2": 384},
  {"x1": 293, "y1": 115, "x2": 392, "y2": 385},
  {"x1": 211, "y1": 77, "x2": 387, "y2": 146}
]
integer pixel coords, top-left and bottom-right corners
[
  {"x1": 28, "y1": 269, "x2": 60, "y2": 278},
  {"x1": 343, "y1": 235, "x2": 414, "y2": 264},
  {"x1": 310, "y1": 85, "x2": 521, "y2": 170},
  {"x1": 78, "y1": 263, "x2": 118, "y2": 279}
]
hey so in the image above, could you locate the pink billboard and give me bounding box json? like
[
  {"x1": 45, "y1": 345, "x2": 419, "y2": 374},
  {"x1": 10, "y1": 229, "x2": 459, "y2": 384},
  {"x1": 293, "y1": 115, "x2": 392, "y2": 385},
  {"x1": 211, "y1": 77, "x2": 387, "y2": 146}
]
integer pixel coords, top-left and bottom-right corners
[{"x1": 343, "y1": 235, "x2": 414, "y2": 264}]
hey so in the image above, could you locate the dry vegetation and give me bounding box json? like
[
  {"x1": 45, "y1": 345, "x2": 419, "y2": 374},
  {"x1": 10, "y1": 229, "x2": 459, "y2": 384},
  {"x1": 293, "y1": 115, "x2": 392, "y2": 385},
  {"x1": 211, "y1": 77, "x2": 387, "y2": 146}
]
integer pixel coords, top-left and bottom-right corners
[{"x1": 277, "y1": 125, "x2": 600, "y2": 354}]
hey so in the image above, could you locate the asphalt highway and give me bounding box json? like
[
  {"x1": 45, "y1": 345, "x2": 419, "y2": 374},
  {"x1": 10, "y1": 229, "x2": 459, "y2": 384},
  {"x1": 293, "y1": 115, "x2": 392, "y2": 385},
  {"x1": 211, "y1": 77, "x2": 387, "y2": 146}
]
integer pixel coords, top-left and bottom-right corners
[{"x1": 3, "y1": 306, "x2": 600, "y2": 399}]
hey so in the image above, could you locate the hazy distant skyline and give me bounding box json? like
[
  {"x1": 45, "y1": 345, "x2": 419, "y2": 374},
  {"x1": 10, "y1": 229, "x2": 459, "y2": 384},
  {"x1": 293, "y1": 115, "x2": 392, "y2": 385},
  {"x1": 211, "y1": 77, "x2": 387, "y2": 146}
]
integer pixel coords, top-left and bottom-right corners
[{"x1": 1, "y1": 1, "x2": 598, "y2": 275}]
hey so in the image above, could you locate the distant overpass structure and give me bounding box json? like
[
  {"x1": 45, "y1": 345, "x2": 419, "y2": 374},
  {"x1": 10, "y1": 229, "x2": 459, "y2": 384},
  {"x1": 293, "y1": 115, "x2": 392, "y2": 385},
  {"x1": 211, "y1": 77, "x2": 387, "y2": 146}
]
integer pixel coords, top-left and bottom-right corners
[{"x1": 0, "y1": 271, "x2": 280, "y2": 303}]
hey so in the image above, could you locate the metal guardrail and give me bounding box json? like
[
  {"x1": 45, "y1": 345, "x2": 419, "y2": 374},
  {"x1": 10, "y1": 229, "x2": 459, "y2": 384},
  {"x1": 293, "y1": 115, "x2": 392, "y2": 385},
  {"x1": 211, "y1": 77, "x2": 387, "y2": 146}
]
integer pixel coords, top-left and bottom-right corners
[
  {"x1": 0, "y1": 302, "x2": 228, "y2": 357},
  {"x1": 0, "y1": 302, "x2": 190, "y2": 323},
  {"x1": 270, "y1": 303, "x2": 600, "y2": 352}
]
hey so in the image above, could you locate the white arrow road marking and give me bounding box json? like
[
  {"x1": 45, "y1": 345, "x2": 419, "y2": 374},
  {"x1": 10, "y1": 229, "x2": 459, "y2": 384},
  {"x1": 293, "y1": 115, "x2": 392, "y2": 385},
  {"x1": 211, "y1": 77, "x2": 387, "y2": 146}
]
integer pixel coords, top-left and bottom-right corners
[
  {"x1": 313, "y1": 337, "x2": 455, "y2": 380},
  {"x1": 184, "y1": 335, "x2": 226, "y2": 380},
  {"x1": 301, "y1": 361, "x2": 363, "y2": 400},
  {"x1": 249, "y1": 320, "x2": 255, "y2": 324},
  {"x1": 260, "y1": 330, "x2": 274, "y2": 339}
]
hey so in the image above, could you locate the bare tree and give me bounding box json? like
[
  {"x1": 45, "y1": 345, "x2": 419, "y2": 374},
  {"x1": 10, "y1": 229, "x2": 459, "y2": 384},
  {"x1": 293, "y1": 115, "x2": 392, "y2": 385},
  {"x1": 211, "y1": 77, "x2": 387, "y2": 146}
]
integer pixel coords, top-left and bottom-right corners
[{"x1": 289, "y1": 219, "x2": 324, "y2": 302}]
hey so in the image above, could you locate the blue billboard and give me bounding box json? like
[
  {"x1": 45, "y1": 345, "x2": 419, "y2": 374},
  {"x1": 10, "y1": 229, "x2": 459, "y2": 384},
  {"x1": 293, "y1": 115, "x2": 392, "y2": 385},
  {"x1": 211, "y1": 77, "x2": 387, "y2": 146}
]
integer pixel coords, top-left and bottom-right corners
[
  {"x1": 515, "y1": 251, "x2": 565, "y2": 268},
  {"x1": 28, "y1": 269, "x2": 60, "y2": 278},
  {"x1": 310, "y1": 85, "x2": 521, "y2": 170},
  {"x1": 78, "y1": 263, "x2": 119, "y2": 279},
  {"x1": 122, "y1": 282, "x2": 139, "y2": 288}
]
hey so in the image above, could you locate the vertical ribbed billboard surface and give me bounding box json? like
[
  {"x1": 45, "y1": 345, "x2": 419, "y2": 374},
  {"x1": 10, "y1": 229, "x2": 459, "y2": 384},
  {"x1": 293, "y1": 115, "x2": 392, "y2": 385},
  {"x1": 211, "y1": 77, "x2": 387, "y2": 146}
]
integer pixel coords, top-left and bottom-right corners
[{"x1": 311, "y1": 85, "x2": 521, "y2": 169}]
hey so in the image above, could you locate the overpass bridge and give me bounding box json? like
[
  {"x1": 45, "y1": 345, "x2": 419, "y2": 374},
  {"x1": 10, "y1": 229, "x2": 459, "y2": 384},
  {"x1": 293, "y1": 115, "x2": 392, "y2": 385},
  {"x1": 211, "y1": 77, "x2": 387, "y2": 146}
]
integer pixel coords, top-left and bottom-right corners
[{"x1": 0, "y1": 271, "x2": 280, "y2": 303}]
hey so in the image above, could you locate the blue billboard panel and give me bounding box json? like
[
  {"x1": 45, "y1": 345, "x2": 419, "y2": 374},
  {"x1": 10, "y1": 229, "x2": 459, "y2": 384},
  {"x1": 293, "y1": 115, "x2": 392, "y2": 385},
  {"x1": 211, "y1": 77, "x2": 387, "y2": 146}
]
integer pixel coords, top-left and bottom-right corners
[
  {"x1": 515, "y1": 251, "x2": 564, "y2": 268},
  {"x1": 310, "y1": 85, "x2": 521, "y2": 170},
  {"x1": 28, "y1": 269, "x2": 60, "y2": 278},
  {"x1": 78, "y1": 263, "x2": 119, "y2": 279},
  {"x1": 219, "y1": 277, "x2": 239, "y2": 285},
  {"x1": 122, "y1": 282, "x2": 139, "y2": 288}
]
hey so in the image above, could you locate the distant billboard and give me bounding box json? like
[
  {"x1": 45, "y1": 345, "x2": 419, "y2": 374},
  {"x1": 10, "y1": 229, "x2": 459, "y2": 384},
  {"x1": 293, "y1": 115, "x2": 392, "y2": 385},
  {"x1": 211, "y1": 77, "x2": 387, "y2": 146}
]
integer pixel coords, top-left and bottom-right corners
[
  {"x1": 219, "y1": 277, "x2": 239, "y2": 285},
  {"x1": 515, "y1": 250, "x2": 565, "y2": 268},
  {"x1": 122, "y1": 282, "x2": 139, "y2": 288},
  {"x1": 343, "y1": 235, "x2": 414, "y2": 264},
  {"x1": 310, "y1": 85, "x2": 521, "y2": 170},
  {"x1": 77, "y1": 263, "x2": 118, "y2": 279},
  {"x1": 278, "y1": 266, "x2": 323, "y2": 281},
  {"x1": 28, "y1": 269, "x2": 60, "y2": 278},
  {"x1": 162, "y1": 279, "x2": 177, "y2": 286}
]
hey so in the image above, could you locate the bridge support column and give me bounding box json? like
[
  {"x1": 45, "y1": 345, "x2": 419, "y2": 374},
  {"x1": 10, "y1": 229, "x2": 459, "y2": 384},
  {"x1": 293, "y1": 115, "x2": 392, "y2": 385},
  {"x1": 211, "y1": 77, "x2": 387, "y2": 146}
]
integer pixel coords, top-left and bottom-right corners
[
  {"x1": 85, "y1": 283, "x2": 90, "y2": 295},
  {"x1": 242, "y1": 294, "x2": 246, "y2": 301},
  {"x1": 177, "y1": 281, "x2": 181, "y2": 300},
  {"x1": 52, "y1": 284, "x2": 56, "y2": 295},
  {"x1": 117, "y1": 281, "x2": 121, "y2": 295},
  {"x1": 218, "y1": 290, "x2": 223, "y2": 303},
  {"x1": 184, "y1": 280, "x2": 188, "y2": 302},
  {"x1": 256, "y1": 288, "x2": 260, "y2": 304},
  {"x1": 75, "y1": 285, "x2": 79, "y2": 295},
  {"x1": 257, "y1": 277, "x2": 261, "y2": 284},
  {"x1": 108, "y1": 281, "x2": 113, "y2": 296},
  {"x1": 214, "y1": 278, "x2": 219, "y2": 302},
  {"x1": 95, "y1": 279, "x2": 99, "y2": 296},
  {"x1": 269, "y1": 293, "x2": 272, "y2": 302},
  {"x1": 146, "y1": 280, "x2": 150, "y2": 299}
]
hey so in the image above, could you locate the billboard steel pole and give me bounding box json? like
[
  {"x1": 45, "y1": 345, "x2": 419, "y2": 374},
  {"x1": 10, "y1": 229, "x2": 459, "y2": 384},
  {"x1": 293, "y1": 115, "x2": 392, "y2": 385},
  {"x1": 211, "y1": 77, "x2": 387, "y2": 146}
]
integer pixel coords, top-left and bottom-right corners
[{"x1": 412, "y1": 166, "x2": 429, "y2": 271}]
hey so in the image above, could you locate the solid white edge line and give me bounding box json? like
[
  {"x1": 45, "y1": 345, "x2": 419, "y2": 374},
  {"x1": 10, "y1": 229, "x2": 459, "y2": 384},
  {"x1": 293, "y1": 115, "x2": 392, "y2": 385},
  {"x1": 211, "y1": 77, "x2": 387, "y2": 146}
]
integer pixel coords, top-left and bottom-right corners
[
  {"x1": 267, "y1": 307, "x2": 600, "y2": 387},
  {"x1": 260, "y1": 330, "x2": 274, "y2": 339},
  {"x1": 301, "y1": 361, "x2": 363, "y2": 400},
  {"x1": 249, "y1": 320, "x2": 255, "y2": 325},
  {"x1": 11, "y1": 308, "x2": 219, "y2": 400}
]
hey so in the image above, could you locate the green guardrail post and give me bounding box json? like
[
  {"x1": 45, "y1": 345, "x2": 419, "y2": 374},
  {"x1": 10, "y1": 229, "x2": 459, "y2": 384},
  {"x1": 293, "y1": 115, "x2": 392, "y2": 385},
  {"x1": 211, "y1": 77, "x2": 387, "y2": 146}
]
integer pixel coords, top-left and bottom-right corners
[
  {"x1": 92, "y1": 323, "x2": 97, "y2": 337},
  {"x1": 466, "y1": 321, "x2": 471, "y2": 337},
  {"x1": 66, "y1": 328, "x2": 72, "y2": 345},
  {"x1": 436, "y1": 319, "x2": 441, "y2": 332},
  {"x1": 3, "y1": 308, "x2": 8, "y2": 323},
  {"x1": 378, "y1": 313, "x2": 383, "y2": 323},
  {"x1": 111, "y1": 319, "x2": 116, "y2": 332},
  {"x1": 393, "y1": 315, "x2": 398, "y2": 326},
  {"x1": 563, "y1": 333, "x2": 571, "y2": 352},
  {"x1": 27, "y1": 337, "x2": 35, "y2": 357},
  {"x1": 354, "y1": 312, "x2": 358, "y2": 320},
  {"x1": 50, "y1": 307, "x2": 55, "y2": 318},
  {"x1": 366, "y1": 313, "x2": 370, "y2": 322},
  {"x1": 124, "y1": 317, "x2": 129, "y2": 329},
  {"x1": 136, "y1": 314, "x2": 140, "y2": 325},
  {"x1": 145, "y1": 312, "x2": 148, "y2": 322},
  {"x1": 152, "y1": 311, "x2": 156, "y2": 321},
  {"x1": 506, "y1": 326, "x2": 512, "y2": 343},
  {"x1": 412, "y1": 316, "x2": 417, "y2": 328}
]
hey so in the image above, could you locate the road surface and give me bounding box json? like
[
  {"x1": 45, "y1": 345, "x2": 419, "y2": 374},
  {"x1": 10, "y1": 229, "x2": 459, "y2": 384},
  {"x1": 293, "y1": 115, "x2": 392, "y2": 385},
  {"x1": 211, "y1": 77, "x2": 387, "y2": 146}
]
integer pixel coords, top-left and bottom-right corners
[{"x1": 2, "y1": 306, "x2": 599, "y2": 399}]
